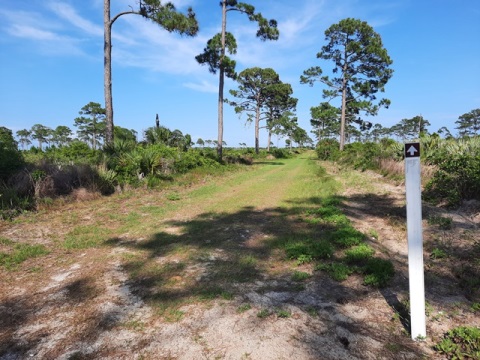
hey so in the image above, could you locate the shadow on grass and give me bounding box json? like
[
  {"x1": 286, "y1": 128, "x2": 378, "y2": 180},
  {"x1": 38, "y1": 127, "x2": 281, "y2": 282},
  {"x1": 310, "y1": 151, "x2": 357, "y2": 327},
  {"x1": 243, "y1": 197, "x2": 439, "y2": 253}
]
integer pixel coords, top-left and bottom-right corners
[{"x1": 252, "y1": 161, "x2": 286, "y2": 166}]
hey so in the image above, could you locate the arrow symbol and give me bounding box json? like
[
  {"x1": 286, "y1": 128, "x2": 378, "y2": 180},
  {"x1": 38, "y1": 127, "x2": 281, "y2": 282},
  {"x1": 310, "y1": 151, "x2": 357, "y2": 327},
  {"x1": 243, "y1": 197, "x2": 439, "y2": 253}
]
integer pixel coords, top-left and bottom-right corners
[{"x1": 407, "y1": 145, "x2": 418, "y2": 156}]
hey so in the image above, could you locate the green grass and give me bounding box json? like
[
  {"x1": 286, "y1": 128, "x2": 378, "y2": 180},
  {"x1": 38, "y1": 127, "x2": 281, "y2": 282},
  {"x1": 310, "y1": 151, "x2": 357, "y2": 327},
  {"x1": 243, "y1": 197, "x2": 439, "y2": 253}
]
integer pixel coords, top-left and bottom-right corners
[
  {"x1": 316, "y1": 262, "x2": 353, "y2": 281},
  {"x1": 428, "y1": 215, "x2": 454, "y2": 230},
  {"x1": 284, "y1": 238, "x2": 334, "y2": 264},
  {"x1": 291, "y1": 270, "x2": 311, "y2": 282},
  {"x1": 345, "y1": 244, "x2": 375, "y2": 264},
  {"x1": 2, "y1": 153, "x2": 399, "y2": 330},
  {"x1": 121, "y1": 320, "x2": 146, "y2": 331},
  {"x1": 257, "y1": 309, "x2": 271, "y2": 318},
  {"x1": 363, "y1": 258, "x2": 395, "y2": 288},
  {"x1": 327, "y1": 226, "x2": 365, "y2": 248},
  {"x1": 276, "y1": 308, "x2": 291, "y2": 318},
  {"x1": 435, "y1": 326, "x2": 480, "y2": 359},
  {"x1": 164, "y1": 309, "x2": 185, "y2": 322},
  {"x1": 269, "y1": 159, "x2": 395, "y2": 288},
  {"x1": 166, "y1": 192, "x2": 181, "y2": 201},
  {"x1": 367, "y1": 228, "x2": 379, "y2": 240},
  {"x1": 237, "y1": 303, "x2": 252, "y2": 313},
  {"x1": 0, "y1": 239, "x2": 49, "y2": 269},
  {"x1": 63, "y1": 225, "x2": 111, "y2": 249},
  {"x1": 430, "y1": 247, "x2": 447, "y2": 260},
  {"x1": 0, "y1": 237, "x2": 14, "y2": 245}
]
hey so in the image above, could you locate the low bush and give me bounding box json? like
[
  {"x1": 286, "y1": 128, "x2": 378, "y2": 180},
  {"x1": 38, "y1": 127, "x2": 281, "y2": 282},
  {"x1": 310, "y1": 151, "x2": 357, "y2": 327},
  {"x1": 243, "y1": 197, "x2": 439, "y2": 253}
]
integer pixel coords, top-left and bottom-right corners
[
  {"x1": 270, "y1": 148, "x2": 292, "y2": 159},
  {"x1": 316, "y1": 139, "x2": 340, "y2": 161},
  {"x1": 341, "y1": 142, "x2": 382, "y2": 171},
  {"x1": 424, "y1": 154, "x2": 480, "y2": 206},
  {"x1": 0, "y1": 127, "x2": 25, "y2": 182}
]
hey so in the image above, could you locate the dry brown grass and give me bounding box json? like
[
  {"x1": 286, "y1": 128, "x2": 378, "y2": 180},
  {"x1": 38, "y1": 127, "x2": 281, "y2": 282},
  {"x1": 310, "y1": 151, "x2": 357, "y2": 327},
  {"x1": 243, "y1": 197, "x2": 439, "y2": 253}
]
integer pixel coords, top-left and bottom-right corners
[
  {"x1": 378, "y1": 158, "x2": 437, "y2": 186},
  {"x1": 71, "y1": 187, "x2": 102, "y2": 202},
  {"x1": 421, "y1": 163, "x2": 437, "y2": 185},
  {"x1": 379, "y1": 158, "x2": 404, "y2": 180}
]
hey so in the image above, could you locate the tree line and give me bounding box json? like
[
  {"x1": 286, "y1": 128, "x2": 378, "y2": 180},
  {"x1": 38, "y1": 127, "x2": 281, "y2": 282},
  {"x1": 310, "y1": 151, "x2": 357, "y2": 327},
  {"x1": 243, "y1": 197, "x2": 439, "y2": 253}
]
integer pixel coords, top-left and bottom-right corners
[
  {"x1": 14, "y1": 101, "x2": 200, "y2": 153},
  {"x1": 309, "y1": 110, "x2": 480, "y2": 144}
]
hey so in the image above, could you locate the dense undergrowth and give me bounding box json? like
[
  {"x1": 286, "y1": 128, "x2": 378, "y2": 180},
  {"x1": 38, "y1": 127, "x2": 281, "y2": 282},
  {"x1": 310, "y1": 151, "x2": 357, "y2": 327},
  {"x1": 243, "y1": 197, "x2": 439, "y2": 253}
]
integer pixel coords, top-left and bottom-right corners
[
  {"x1": 316, "y1": 136, "x2": 480, "y2": 206},
  {"x1": 0, "y1": 130, "x2": 294, "y2": 219}
]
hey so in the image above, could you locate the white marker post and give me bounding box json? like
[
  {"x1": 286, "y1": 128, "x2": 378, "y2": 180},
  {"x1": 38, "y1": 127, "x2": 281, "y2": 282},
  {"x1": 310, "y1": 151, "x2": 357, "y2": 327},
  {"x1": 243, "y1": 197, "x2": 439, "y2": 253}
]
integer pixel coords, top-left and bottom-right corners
[{"x1": 404, "y1": 142, "x2": 426, "y2": 340}]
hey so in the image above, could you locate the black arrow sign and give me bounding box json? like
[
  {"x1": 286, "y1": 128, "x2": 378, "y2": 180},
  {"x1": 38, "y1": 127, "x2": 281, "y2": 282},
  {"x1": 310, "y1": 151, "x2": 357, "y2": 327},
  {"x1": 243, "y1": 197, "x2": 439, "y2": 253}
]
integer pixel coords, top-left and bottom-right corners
[{"x1": 405, "y1": 142, "x2": 420, "y2": 158}]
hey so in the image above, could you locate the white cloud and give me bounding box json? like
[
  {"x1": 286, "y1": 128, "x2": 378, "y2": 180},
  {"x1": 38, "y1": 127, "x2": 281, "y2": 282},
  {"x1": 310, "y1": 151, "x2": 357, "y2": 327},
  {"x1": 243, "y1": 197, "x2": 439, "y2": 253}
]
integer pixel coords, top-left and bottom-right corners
[
  {"x1": 275, "y1": 1, "x2": 326, "y2": 46},
  {"x1": 183, "y1": 79, "x2": 218, "y2": 93},
  {"x1": 8, "y1": 24, "x2": 60, "y2": 41},
  {"x1": 0, "y1": 8, "x2": 59, "y2": 31},
  {"x1": 5, "y1": 23, "x2": 86, "y2": 56},
  {"x1": 111, "y1": 15, "x2": 208, "y2": 75},
  {"x1": 47, "y1": 1, "x2": 103, "y2": 36},
  {"x1": 0, "y1": 6, "x2": 90, "y2": 56}
]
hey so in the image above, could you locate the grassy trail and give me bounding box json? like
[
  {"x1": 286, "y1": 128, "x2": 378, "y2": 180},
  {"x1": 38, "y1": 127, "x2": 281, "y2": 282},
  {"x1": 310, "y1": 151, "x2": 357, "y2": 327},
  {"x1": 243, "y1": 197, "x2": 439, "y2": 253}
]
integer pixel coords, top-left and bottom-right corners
[
  {"x1": 101, "y1": 152, "x2": 336, "y2": 240},
  {"x1": 166, "y1": 152, "x2": 326, "y2": 215}
]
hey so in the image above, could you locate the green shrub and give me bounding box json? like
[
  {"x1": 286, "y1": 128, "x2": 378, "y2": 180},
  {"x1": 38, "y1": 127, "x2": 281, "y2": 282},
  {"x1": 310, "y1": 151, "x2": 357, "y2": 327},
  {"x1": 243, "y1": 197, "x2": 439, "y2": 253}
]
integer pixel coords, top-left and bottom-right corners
[
  {"x1": 424, "y1": 137, "x2": 480, "y2": 206},
  {"x1": 0, "y1": 185, "x2": 32, "y2": 219},
  {"x1": 42, "y1": 140, "x2": 101, "y2": 165},
  {"x1": 0, "y1": 127, "x2": 25, "y2": 181},
  {"x1": 316, "y1": 139, "x2": 340, "y2": 161},
  {"x1": 379, "y1": 138, "x2": 404, "y2": 161},
  {"x1": 97, "y1": 169, "x2": 117, "y2": 195},
  {"x1": 174, "y1": 150, "x2": 220, "y2": 173},
  {"x1": 424, "y1": 154, "x2": 480, "y2": 206},
  {"x1": 270, "y1": 148, "x2": 291, "y2": 159},
  {"x1": 341, "y1": 142, "x2": 382, "y2": 171}
]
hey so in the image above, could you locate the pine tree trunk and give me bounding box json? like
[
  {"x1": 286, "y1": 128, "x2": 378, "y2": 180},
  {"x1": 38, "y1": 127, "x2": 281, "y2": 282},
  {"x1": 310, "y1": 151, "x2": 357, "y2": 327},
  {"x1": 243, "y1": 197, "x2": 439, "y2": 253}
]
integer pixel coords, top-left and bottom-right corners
[
  {"x1": 255, "y1": 107, "x2": 260, "y2": 154},
  {"x1": 217, "y1": 1, "x2": 227, "y2": 161},
  {"x1": 340, "y1": 69, "x2": 347, "y2": 151},
  {"x1": 104, "y1": 0, "x2": 114, "y2": 147}
]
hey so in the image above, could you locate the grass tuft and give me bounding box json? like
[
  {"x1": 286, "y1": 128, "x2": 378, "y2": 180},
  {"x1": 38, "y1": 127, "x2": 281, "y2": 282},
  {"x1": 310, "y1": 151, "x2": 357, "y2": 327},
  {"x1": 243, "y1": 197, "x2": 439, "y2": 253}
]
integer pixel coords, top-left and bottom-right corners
[
  {"x1": 363, "y1": 258, "x2": 395, "y2": 287},
  {"x1": 344, "y1": 244, "x2": 375, "y2": 264},
  {"x1": 64, "y1": 225, "x2": 110, "y2": 249},
  {"x1": 0, "y1": 240, "x2": 49, "y2": 270},
  {"x1": 291, "y1": 270, "x2": 311, "y2": 282},
  {"x1": 316, "y1": 262, "x2": 353, "y2": 281}
]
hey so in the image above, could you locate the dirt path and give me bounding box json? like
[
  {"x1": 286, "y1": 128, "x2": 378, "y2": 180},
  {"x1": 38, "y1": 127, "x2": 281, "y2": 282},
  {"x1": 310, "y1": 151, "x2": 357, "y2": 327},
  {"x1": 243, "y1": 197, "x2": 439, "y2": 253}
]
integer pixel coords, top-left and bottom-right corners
[{"x1": 0, "y1": 155, "x2": 478, "y2": 359}]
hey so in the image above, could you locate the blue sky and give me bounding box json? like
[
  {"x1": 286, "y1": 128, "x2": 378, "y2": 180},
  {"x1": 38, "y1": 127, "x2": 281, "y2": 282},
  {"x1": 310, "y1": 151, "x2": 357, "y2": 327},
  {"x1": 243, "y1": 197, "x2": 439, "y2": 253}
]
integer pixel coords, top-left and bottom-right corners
[{"x1": 1, "y1": 0, "x2": 479, "y2": 147}]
